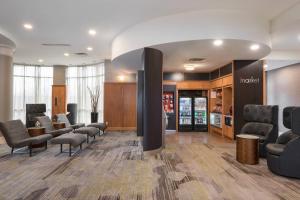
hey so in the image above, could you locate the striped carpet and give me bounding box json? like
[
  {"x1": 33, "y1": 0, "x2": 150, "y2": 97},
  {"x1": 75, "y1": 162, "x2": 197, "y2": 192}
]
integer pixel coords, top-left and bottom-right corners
[{"x1": 0, "y1": 132, "x2": 300, "y2": 200}]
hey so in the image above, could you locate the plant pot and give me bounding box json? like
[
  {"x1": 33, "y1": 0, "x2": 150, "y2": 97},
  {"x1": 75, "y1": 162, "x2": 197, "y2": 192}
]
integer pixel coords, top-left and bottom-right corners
[{"x1": 91, "y1": 112, "x2": 98, "y2": 123}]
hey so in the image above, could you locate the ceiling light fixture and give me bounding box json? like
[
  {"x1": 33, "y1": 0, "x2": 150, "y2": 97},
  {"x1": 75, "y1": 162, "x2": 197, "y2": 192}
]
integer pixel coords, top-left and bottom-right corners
[
  {"x1": 38, "y1": 59, "x2": 44, "y2": 63},
  {"x1": 86, "y1": 47, "x2": 93, "y2": 51},
  {"x1": 118, "y1": 75, "x2": 125, "y2": 81},
  {"x1": 185, "y1": 67, "x2": 195, "y2": 71},
  {"x1": 264, "y1": 64, "x2": 268, "y2": 69},
  {"x1": 213, "y1": 39, "x2": 223, "y2": 46},
  {"x1": 23, "y1": 23, "x2": 33, "y2": 30},
  {"x1": 250, "y1": 44, "x2": 260, "y2": 51},
  {"x1": 88, "y1": 29, "x2": 96, "y2": 36},
  {"x1": 64, "y1": 53, "x2": 70, "y2": 57}
]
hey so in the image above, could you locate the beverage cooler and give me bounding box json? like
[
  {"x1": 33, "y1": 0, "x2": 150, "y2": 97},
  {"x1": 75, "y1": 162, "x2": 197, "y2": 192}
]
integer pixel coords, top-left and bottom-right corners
[{"x1": 178, "y1": 90, "x2": 208, "y2": 132}]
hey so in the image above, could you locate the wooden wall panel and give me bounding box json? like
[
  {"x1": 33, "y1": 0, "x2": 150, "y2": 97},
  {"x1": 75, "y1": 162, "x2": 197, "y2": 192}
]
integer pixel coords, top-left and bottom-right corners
[
  {"x1": 52, "y1": 85, "x2": 66, "y2": 117},
  {"x1": 104, "y1": 83, "x2": 123, "y2": 128},
  {"x1": 163, "y1": 81, "x2": 210, "y2": 90},
  {"x1": 123, "y1": 83, "x2": 137, "y2": 128},
  {"x1": 104, "y1": 82, "x2": 137, "y2": 131}
]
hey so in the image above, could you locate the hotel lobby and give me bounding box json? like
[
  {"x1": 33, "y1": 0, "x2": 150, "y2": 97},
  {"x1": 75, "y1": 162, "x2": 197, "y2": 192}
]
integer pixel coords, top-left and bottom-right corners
[{"x1": 1, "y1": 0, "x2": 300, "y2": 199}]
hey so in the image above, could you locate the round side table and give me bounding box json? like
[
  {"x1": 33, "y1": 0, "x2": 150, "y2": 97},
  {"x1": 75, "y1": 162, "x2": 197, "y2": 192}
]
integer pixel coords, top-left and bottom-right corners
[
  {"x1": 236, "y1": 134, "x2": 259, "y2": 165},
  {"x1": 27, "y1": 127, "x2": 46, "y2": 148},
  {"x1": 52, "y1": 122, "x2": 66, "y2": 130}
]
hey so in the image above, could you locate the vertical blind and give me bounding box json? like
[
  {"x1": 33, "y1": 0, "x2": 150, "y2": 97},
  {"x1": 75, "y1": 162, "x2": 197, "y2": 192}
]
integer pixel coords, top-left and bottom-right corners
[
  {"x1": 66, "y1": 63, "x2": 105, "y2": 124},
  {"x1": 13, "y1": 64, "x2": 53, "y2": 122}
]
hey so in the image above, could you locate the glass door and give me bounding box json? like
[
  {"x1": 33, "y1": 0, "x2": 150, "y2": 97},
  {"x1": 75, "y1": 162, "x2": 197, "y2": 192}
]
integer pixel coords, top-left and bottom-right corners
[
  {"x1": 179, "y1": 97, "x2": 192, "y2": 125},
  {"x1": 194, "y1": 97, "x2": 207, "y2": 125}
]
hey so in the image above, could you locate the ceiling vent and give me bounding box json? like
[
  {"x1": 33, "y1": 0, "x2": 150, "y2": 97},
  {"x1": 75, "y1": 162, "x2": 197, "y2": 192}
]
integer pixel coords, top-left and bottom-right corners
[
  {"x1": 74, "y1": 52, "x2": 88, "y2": 56},
  {"x1": 189, "y1": 58, "x2": 205, "y2": 62},
  {"x1": 41, "y1": 43, "x2": 71, "y2": 47}
]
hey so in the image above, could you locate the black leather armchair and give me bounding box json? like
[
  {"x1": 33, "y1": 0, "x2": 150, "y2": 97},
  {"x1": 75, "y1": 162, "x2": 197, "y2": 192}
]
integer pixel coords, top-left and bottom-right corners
[
  {"x1": 266, "y1": 107, "x2": 300, "y2": 178},
  {"x1": 240, "y1": 104, "x2": 279, "y2": 157},
  {"x1": 26, "y1": 104, "x2": 46, "y2": 128}
]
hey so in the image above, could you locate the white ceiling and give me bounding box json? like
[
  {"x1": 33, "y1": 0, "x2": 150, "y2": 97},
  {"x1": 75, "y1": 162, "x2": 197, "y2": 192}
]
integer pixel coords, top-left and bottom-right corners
[{"x1": 0, "y1": 0, "x2": 300, "y2": 68}]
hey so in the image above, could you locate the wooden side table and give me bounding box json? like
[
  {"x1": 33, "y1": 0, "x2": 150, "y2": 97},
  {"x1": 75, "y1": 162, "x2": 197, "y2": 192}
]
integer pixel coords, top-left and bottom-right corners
[
  {"x1": 27, "y1": 127, "x2": 46, "y2": 148},
  {"x1": 236, "y1": 134, "x2": 259, "y2": 165},
  {"x1": 52, "y1": 122, "x2": 66, "y2": 130}
]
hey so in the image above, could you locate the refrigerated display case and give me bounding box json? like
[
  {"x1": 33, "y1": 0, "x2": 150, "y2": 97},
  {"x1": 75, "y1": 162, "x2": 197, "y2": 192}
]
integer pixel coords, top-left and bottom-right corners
[
  {"x1": 178, "y1": 90, "x2": 208, "y2": 132},
  {"x1": 179, "y1": 97, "x2": 192, "y2": 125}
]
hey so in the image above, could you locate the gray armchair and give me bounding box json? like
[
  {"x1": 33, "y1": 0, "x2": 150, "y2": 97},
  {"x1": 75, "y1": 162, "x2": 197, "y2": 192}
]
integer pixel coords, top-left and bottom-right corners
[
  {"x1": 0, "y1": 120, "x2": 52, "y2": 156},
  {"x1": 35, "y1": 116, "x2": 73, "y2": 137},
  {"x1": 241, "y1": 104, "x2": 279, "y2": 157},
  {"x1": 55, "y1": 113, "x2": 85, "y2": 130},
  {"x1": 266, "y1": 107, "x2": 300, "y2": 178}
]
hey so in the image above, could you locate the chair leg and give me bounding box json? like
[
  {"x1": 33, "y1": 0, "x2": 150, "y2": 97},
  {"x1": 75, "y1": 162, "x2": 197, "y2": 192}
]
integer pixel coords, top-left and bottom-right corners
[
  {"x1": 87, "y1": 135, "x2": 89, "y2": 143},
  {"x1": 80, "y1": 143, "x2": 82, "y2": 150},
  {"x1": 45, "y1": 142, "x2": 48, "y2": 150},
  {"x1": 11, "y1": 147, "x2": 14, "y2": 155},
  {"x1": 29, "y1": 145, "x2": 32, "y2": 157},
  {"x1": 94, "y1": 135, "x2": 96, "y2": 140},
  {"x1": 60, "y1": 144, "x2": 63, "y2": 153},
  {"x1": 69, "y1": 144, "x2": 72, "y2": 157}
]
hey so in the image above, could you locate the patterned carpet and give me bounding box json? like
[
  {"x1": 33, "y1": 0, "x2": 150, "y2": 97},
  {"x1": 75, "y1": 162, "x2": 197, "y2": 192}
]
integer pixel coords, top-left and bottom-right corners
[{"x1": 0, "y1": 132, "x2": 300, "y2": 200}]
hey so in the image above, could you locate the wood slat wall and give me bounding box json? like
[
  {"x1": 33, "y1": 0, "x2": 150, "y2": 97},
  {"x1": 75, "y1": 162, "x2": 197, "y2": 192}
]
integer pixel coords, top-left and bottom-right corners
[{"x1": 104, "y1": 82, "x2": 137, "y2": 131}]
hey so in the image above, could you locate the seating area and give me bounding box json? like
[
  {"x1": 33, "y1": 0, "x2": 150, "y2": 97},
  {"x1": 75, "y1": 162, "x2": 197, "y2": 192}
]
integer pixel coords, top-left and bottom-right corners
[{"x1": 2, "y1": 1, "x2": 300, "y2": 199}]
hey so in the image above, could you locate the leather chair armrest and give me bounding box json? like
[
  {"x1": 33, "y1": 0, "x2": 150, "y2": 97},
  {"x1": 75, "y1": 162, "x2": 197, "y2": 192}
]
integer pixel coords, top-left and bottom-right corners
[{"x1": 281, "y1": 137, "x2": 300, "y2": 158}]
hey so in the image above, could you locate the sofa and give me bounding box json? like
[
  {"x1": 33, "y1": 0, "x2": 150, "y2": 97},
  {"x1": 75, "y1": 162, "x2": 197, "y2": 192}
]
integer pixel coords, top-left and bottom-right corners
[
  {"x1": 266, "y1": 107, "x2": 300, "y2": 178},
  {"x1": 240, "y1": 104, "x2": 279, "y2": 157}
]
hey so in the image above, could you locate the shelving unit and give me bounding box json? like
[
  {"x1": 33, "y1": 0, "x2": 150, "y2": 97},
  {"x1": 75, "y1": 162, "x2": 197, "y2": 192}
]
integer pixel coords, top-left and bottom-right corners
[
  {"x1": 222, "y1": 86, "x2": 233, "y2": 139},
  {"x1": 209, "y1": 72, "x2": 234, "y2": 139},
  {"x1": 210, "y1": 88, "x2": 223, "y2": 135}
]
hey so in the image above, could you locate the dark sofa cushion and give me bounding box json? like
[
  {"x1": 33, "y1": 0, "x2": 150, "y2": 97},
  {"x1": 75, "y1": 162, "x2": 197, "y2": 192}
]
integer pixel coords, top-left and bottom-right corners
[
  {"x1": 277, "y1": 131, "x2": 299, "y2": 144},
  {"x1": 266, "y1": 143, "x2": 286, "y2": 156},
  {"x1": 243, "y1": 105, "x2": 274, "y2": 124},
  {"x1": 241, "y1": 122, "x2": 273, "y2": 137}
]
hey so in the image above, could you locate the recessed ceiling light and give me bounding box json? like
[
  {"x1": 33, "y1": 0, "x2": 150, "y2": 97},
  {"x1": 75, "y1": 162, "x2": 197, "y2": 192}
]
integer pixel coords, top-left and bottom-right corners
[
  {"x1": 64, "y1": 53, "x2": 70, "y2": 57},
  {"x1": 264, "y1": 64, "x2": 268, "y2": 69},
  {"x1": 86, "y1": 47, "x2": 93, "y2": 51},
  {"x1": 213, "y1": 39, "x2": 223, "y2": 46},
  {"x1": 185, "y1": 67, "x2": 195, "y2": 71},
  {"x1": 38, "y1": 59, "x2": 44, "y2": 63},
  {"x1": 88, "y1": 29, "x2": 96, "y2": 36},
  {"x1": 250, "y1": 44, "x2": 260, "y2": 51},
  {"x1": 118, "y1": 75, "x2": 125, "y2": 81},
  {"x1": 23, "y1": 23, "x2": 33, "y2": 30}
]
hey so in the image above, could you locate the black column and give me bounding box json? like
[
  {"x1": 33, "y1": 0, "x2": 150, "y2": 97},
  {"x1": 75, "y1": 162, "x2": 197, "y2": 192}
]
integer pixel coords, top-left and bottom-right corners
[
  {"x1": 137, "y1": 70, "x2": 144, "y2": 137},
  {"x1": 233, "y1": 60, "x2": 264, "y2": 136},
  {"x1": 143, "y1": 48, "x2": 163, "y2": 151}
]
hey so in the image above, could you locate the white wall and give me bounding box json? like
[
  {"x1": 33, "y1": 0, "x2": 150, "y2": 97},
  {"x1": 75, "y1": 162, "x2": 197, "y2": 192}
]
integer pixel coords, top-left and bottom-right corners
[
  {"x1": 104, "y1": 59, "x2": 136, "y2": 82},
  {"x1": 267, "y1": 63, "x2": 300, "y2": 132}
]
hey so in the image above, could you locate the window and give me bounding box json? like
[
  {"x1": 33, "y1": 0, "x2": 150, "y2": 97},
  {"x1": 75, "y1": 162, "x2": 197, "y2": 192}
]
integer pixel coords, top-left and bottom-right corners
[
  {"x1": 13, "y1": 64, "x2": 53, "y2": 122},
  {"x1": 66, "y1": 63, "x2": 105, "y2": 124}
]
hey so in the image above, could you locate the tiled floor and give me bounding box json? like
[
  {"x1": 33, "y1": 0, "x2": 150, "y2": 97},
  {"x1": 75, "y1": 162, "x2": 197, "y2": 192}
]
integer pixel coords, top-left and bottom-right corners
[{"x1": 0, "y1": 132, "x2": 299, "y2": 200}]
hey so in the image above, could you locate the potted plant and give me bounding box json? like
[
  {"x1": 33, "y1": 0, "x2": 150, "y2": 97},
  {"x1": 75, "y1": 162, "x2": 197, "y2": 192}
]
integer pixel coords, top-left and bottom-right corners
[{"x1": 88, "y1": 86, "x2": 101, "y2": 123}]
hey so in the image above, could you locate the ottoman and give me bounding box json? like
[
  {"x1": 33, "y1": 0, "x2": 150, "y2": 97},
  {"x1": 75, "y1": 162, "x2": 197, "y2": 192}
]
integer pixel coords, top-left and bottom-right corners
[
  {"x1": 87, "y1": 122, "x2": 108, "y2": 135},
  {"x1": 51, "y1": 133, "x2": 86, "y2": 156},
  {"x1": 73, "y1": 127, "x2": 99, "y2": 143}
]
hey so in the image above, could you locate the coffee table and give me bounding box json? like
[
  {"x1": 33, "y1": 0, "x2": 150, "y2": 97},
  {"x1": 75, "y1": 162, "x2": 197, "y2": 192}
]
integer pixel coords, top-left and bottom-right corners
[{"x1": 236, "y1": 134, "x2": 259, "y2": 165}]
